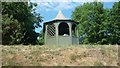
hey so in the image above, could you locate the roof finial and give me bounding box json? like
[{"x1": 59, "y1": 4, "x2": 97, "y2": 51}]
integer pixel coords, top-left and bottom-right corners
[{"x1": 58, "y1": 9, "x2": 62, "y2": 12}]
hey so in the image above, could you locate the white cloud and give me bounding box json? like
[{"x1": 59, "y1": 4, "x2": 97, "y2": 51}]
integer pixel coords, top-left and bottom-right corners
[
  {"x1": 30, "y1": 0, "x2": 119, "y2": 12},
  {"x1": 30, "y1": 0, "x2": 119, "y2": 2},
  {"x1": 35, "y1": 2, "x2": 82, "y2": 11}
]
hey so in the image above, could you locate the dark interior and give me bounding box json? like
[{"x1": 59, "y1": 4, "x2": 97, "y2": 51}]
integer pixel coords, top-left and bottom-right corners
[{"x1": 58, "y1": 22, "x2": 69, "y2": 35}]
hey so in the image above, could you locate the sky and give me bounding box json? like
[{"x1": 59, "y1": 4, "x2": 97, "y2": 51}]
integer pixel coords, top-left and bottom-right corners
[{"x1": 30, "y1": 0, "x2": 119, "y2": 33}]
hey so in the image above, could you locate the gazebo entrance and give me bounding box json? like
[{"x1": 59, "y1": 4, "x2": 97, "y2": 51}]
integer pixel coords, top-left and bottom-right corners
[{"x1": 59, "y1": 22, "x2": 69, "y2": 36}]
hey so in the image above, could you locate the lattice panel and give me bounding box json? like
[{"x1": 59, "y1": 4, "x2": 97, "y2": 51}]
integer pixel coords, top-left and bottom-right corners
[{"x1": 47, "y1": 24, "x2": 55, "y2": 36}]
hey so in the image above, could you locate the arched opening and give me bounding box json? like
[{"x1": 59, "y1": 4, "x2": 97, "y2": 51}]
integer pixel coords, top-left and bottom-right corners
[{"x1": 58, "y1": 22, "x2": 69, "y2": 36}]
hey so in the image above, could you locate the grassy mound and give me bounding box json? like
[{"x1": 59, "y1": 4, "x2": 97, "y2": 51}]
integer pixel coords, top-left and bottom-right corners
[{"x1": 2, "y1": 45, "x2": 118, "y2": 66}]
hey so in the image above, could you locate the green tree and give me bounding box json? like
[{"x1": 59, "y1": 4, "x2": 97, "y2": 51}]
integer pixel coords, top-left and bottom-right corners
[
  {"x1": 107, "y1": 2, "x2": 120, "y2": 44},
  {"x1": 72, "y1": 2, "x2": 120, "y2": 44},
  {"x1": 2, "y1": 14, "x2": 22, "y2": 44},
  {"x1": 37, "y1": 30, "x2": 44, "y2": 45},
  {"x1": 72, "y1": 2, "x2": 105, "y2": 44},
  {"x1": 72, "y1": 2, "x2": 93, "y2": 44},
  {"x1": 2, "y1": 2, "x2": 43, "y2": 45},
  {"x1": 88, "y1": 2, "x2": 110, "y2": 44}
]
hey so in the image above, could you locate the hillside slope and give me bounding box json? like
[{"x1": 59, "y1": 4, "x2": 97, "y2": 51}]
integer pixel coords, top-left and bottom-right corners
[{"x1": 2, "y1": 45, "x2": 118, "y2": 66}]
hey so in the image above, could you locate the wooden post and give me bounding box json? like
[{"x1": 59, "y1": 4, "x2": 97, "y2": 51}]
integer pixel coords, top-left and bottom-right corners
[
  {"x1": 44, "y1": 25, "x2": 48, "y2": 45},
  {"x1": 55, "y1": 23, "x2": 59, "y2": 45},
  {"x1": 68, "y1": 23, "x2": 72, "y2": 45},
  {"x1": 68, "y1": 23, "x2": 72, "y2": 37},
  {"x1": 76, "y1": 26, "x2": 79, "y2": 45}
]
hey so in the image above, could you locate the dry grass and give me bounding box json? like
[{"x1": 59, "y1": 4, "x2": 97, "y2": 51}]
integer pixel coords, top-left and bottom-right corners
[
  {"x1": 1, "y1": 45, "x2": 119, "y2": 66},
  {"x1": 0, "y1": 45, "x2": 2, "y2": 67}
]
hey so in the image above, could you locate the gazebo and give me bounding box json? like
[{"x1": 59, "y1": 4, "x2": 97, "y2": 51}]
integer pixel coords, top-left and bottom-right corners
[{"x1": 43, "y1": 10, "x2": 79, "y2": 45}]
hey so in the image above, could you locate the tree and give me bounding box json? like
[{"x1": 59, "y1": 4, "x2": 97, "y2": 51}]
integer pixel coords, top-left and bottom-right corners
[
  {"x1": 2, "y1": 2, "x2": 43, "y2": 45},
  {"x1": 2, "y1": 14, "x2": 22, "y2": 44},
  {"x1": 107, "y1": 2, "x2": 120, "y2": 44},
  {"x1": 37, "y1": 30, "x2": 44, "y2": 45},
  {"x1": 72, "y1": 2, "x2": 106, "y2": 44},
  {"x1": 72, "y1": 2, "x2": 120, "y2": 45},
  {"x1": 72, "y1": 3, "x2": 93, "y2": 43}
]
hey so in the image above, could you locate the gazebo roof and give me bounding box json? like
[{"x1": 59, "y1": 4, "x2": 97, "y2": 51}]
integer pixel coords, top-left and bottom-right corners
[
  {"x1": 43, "y1": 10, "x2": 79, "y2": 33},
  {"x1": 54, "y1": 10, "x2": 67, "y2": 20},
  {"x1": 44, "y1": 10, "x2": 78, "y2": 24}
]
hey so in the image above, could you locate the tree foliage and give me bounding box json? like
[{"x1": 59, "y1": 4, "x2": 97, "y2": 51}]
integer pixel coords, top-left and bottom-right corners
[
  {"x1": 2, "y1": 2, "x2": 43, "y2": 45},
  {"x1": 108, "y1": 2, "x2": 120, "y2": 44},
  {"x1": 72, "y1": 2, "x2": 120, "y2": 45},
  {"x1": 37, "y1": 30, "x2": 44, "y2": 45}
]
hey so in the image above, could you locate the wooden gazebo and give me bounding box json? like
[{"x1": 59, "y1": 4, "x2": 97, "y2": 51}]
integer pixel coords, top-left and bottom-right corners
[{"x1": 43, "y1": 10, "x2": 79, "y2": 45}]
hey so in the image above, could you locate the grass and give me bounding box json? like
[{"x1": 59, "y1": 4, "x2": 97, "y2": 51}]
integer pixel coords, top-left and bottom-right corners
[
  {"x1": 1, "y1": 45, "x2": 119, "y2": 66},
  {"x1": 94, "y1": 61, "x2": 104, "y2": 66}
]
